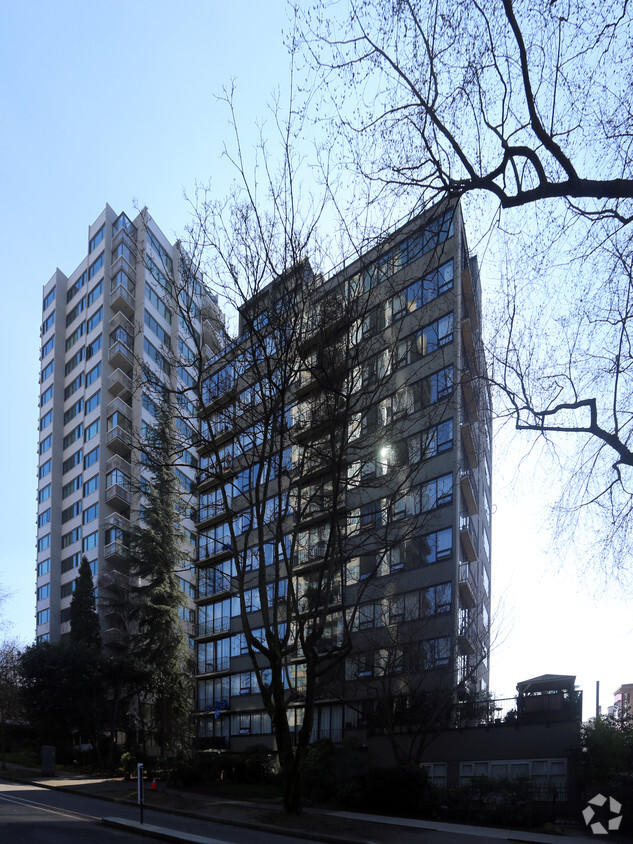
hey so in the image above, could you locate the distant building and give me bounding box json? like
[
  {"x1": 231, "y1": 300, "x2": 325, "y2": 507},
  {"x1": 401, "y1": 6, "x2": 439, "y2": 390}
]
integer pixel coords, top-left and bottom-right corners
[
  {"x1": 420, "y1": 673, "x2": 583, "y2": 810},
  {"x1": 609, "y1": 683, "x2": 633, "y2": 720},
  {"x1": 35, "y1": 205, "x2": 223, "y2": 646}
]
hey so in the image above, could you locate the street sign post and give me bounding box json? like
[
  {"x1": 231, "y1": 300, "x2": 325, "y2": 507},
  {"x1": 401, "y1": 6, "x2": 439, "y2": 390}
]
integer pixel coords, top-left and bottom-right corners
[{"x1": 137, "y1": 762, "x2": 144, "y2": 825}]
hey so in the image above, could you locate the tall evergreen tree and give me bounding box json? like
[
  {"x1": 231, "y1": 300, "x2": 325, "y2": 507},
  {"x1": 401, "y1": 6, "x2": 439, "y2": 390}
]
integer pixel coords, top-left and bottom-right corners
[
  {"x1": 128, "y1": 392, "x2": 193, "y2": 757},
  {"x1": 70, "y1": 556, "x2": 102, "y2": 650}
]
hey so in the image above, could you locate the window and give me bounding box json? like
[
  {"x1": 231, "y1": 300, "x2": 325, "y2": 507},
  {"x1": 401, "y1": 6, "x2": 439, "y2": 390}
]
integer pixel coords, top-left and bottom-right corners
[
  {"x1": 41, "y1": 360, "x2": 54, "y2": 382},
  {"x1": 86, "y1": 335, "x2": 102, "y2": 358},
  {"x1": 38, "y1": 534, "x2": 51, "y2": 552},
  {"x1": 62, "y1": 450, "x2": 82, "y2": 473},
  {"x1": 142, "y1": 392, "x2": 157, "y2": 417},
  {"x1": 41, "y1": 385, "x2": 54, "y2": 406},
  {"x1": 420, "y1": 474, "x2": 453, "y2": 511},
  {"x1": 84, "y1": 418, "x2": 100, "y2": 441},
  {"x1": 85, "y1": 390, "x2": 100, "y2": 414},
  {"x1": 42, "y1": 335, "x2": 55, "y2": 358},
  {"x1": 409, "y1": 419, "x2": 454, "y2": 463},
  {"x1": 61, "y1": 526, "x2": 79, "y2": 549},
  {"x1": 86, "y1": 306, "x2": 103, "y2": 333},
  {"x1": 64, "y1": 373, "x2": 83, "y2": 400},
  {"x1": 61, "y1": 553, "x2": 81, "y2": 573},
  {"x1": 63, "y1": 424, "x2": 83, "y2": 449},
  {"x1": 84, "y1": 446, "x2": 99, "y2": 469},
  {"x1": 65, "y1": 347, "x2": 85, "y2": 375},
  {"x1": 37, "y1": 583, "x2": 50, "y2": 601},
  {"x1": 424, "y1": 527, "x2": 453, "y2": 564},
  {"x1": 88, "y1": 252, "x2": 104, "y2": 279},
  {"x1": 421, "y1": 636, "x2": 451, "y2": 668},
  {"x1": 67, "y1": 272, "x2": 86, "y2": 303},
  {"x1": 145, "y1": 282, "x2": 172, "y2": 322},
  {"x1": 143, "y1": 336, "x2": 169, "y2": 373},
  {"x1": 39, "y1": 460, "x2": 51, "y2": 479},
  {"x1": 86, "y1": 361, "x2": 101, "y2": 387},
  {"x1": 421, "y1": 365, "x2": 453, "y2": 405},
  {"x1": 39, "y1": 435, "x2": 52, "y2": 455},
  {"x1": 83, "y1": 502, "x2": 98, "y2": 524},
  {"x1": 421, "y1": 583, "x2": 452, "y2": 616},
  {"x1": 65, "y1": 322, "x2": 85, "y2": 351},
  {"x1": 37, "y1": 609, "x2": 49, "y2": 626},
  {"x1": 146, "y1": 228, "x2": 173, "y2": 274},
  {"x1": 62, "y1": 501, "x2": 81, "y2": 523},
  {"x1": 40, "y1": 409, "x2": 53, "y2": 430},
  {"x1": 89, "y1": 225, "x2": 105, "y2": 253},
  {"x1": 43, "y1": 287, "x2": 56, "y2": 311},
  {"x1": 38, "y1": 558, "x2": 50, "y2": 577},
  {"x1": 62, "y1": 475, "x2": 82, "y2": 498},
  {"x1": 61, "y1": 527, "x2": 81, "y2": 548},
  {"x1": 83, "y1": 475, "x2": 99, "y2": 496},
  {"x1": 39, "y1": 484, "x2": 51, "y2": 504},
  {"x1": 38, "y1": 508, "x2": 51, "y2": 528},
  {"x1": 144, "y1": 309, "x2": 170, "y2": 347},
  {"x1": 42, "y1": 311, "x2": 55, "y2": 334},
  {"x1": 82, "y1": 531, "x2": 98, "y2": 553},
  {"x1": 63, "y1": 398, "x2": 83, "y2": 425},
  {"x1": 61, "y1": 581, "x2": 76, "y2": 599},
  {"x1": 66, "y1": 296, "x2": 86, "y2": 327},
  {"x1": 87, "y1": 278, "x2": 103, "y2": 306}
]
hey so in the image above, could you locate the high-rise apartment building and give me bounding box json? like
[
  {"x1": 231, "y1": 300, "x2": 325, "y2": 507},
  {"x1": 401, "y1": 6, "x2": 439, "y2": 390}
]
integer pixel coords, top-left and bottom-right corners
[
  {"x1": 194, "y1": 200, "x2": 492, "y2": 758},
  {"x1": 36, "y1": 205, "x2": 223, "y2": 646}
]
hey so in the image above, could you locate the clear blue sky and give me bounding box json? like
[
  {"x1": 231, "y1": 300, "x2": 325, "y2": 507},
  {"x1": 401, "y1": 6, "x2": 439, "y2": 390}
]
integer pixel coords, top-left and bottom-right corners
[{"x1": 0, "y1": 0, "x2": 629, "y2": 716}]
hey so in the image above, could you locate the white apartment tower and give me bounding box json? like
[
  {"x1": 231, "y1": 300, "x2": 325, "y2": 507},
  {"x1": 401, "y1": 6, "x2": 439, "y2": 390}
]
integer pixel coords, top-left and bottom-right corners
[{"x1": 36, "y1": 205, "x2": 223, "y2": 647}]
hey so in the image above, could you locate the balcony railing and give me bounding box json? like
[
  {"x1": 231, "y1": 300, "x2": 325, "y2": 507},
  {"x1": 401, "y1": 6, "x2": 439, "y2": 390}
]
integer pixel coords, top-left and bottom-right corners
[{"x1": 197, "y1": 616, "x2": 231, "y2": 637}]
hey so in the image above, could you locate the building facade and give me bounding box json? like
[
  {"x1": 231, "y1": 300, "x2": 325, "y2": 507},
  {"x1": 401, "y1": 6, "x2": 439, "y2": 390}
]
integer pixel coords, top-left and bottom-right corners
[
  {"x1": 36, "y1": 205, "x2": 222, "y2": 646},
  {"x1": 194, "y1": 200, "x2": 492, "y2": 759}
]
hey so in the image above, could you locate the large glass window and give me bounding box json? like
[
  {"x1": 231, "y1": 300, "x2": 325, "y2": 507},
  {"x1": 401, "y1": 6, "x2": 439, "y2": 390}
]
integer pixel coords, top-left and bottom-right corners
[
  {"x1": 42, "y1": 336, "x2": 55, "y2": 358},
  {"x1": 86, "y1": 306, "x2": 103, "y2": 333},
  {"x1": 63, "y1": 399, "x2": 83, "y2": 425},
  {"x1": 67, "y1": 272, "x2": 86, "y2": 303},
  {"x1": 89, "y1": 225, "x2": 105, "y2": 253},
  {"x1": 40, "y1": 385, "x2": 54, "y2": 406},
  {"x1": 43, "y1": 287, "x2": 56, "y2": 311},
  {"x1": 41, "y1": 311, "x2": 55, "y2": 334},
  {"x1": 88, "y1": 252, "x2": 104, "y2": 279},
  {"x1": 85, "y1": 390, "x2": 100, "y2": 414}
]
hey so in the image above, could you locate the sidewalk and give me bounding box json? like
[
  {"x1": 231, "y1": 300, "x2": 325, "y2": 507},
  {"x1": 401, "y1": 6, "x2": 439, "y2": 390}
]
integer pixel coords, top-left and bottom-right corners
[{"x1": 1, "y1": 764, "x2": 595, "y2": 844}]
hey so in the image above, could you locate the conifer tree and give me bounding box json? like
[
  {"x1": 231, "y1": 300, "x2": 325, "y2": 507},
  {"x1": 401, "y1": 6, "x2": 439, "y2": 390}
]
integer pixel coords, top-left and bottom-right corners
[
  {"x1": 127, "y1": 391, "x2": 193, "y2": 757},
  {"x1": 69, "y1": 556, "x2": 102, "y2": 650}
]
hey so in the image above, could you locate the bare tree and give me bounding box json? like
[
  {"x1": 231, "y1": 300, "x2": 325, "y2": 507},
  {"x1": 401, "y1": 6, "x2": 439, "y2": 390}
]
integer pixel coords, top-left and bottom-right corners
[
  {"x1": 301, "y1": 0, "x2": 633, "y2": 571},
  {"x1": 0, "y1": 641, "x2": 22, "y2": 771}
]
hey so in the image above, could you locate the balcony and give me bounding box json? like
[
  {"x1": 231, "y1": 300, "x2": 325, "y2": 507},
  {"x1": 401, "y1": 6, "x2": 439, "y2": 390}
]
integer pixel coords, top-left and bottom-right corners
[
  {"x1": 100, "y1": 568, "x2": 130, "y2": 595},
  {"x1": 460, "y1": 469, "x2": 479, "y2": 515},
  {"x1": 461, "y1": 370, "x2": 479, "y2": 422},
  {"x1": 105, "y1": 479, "x2": 131, "y2": 510},
  {"x1": 106, "y1": 397, "x2": 133, "y2": 455},
  {"x1": 107, "y1": 425, "x2": 132, "y2": 456},
  {"x1": 459, "y1": 511, "x2": 478, "y2": 562},
  {"x1": 110, "y1": 280, "x2": 136, "y2": 318},
  {"x1": 197, "y1": 616, "x2": 231, "y2": 638},
  {"x1": 108, "y1": 338, "x2": 134, "y2": 369},
  {"x1": 458, "y1": 563, "x2": 477, "y2": 609},
  {"x1": 461, "y1": 265, "x2": 479, "y2": 331},
  {"x1": 107, "y1": 367, "x2": 133, "y2": 400},
  {"x1": 201, "y1": 656, "x2": 230, "y2": 675},
  {"x1": 460, "y1": 421, "x2": 478, "y2": 468},
  {"x1": 458, "y1": 621, "x2": 476, "y2": 655}
]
